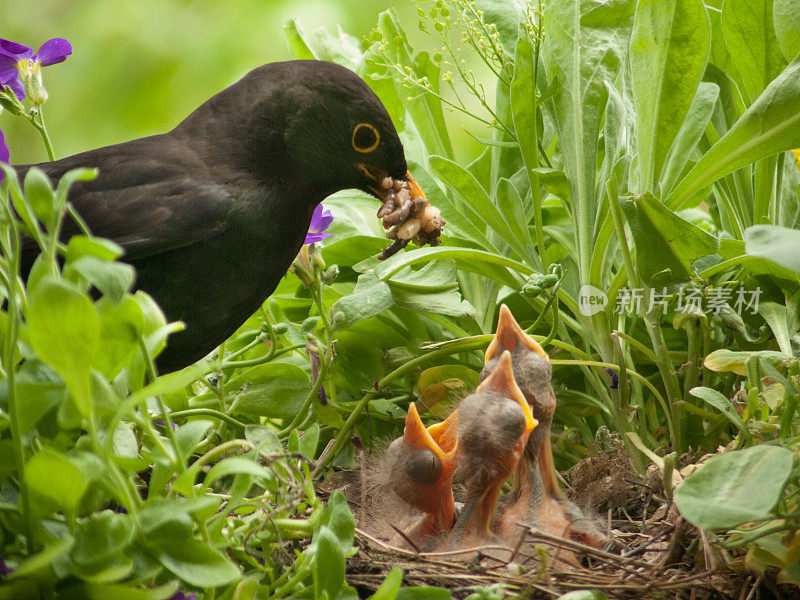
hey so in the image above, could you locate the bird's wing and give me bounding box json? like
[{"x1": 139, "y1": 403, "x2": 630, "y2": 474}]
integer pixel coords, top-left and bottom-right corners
[{"x1": 20, "y1": 137, "x2": 240, "y2": 263}]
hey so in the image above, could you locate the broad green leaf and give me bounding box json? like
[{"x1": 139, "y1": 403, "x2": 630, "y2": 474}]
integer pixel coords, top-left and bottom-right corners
[
  {"x1": 391, "y1": 286, "x2": 476, "y2": 319},
  {"x1": 543, "y1": 0, "x2": 634, "y2": 276},
  {"x1": 475, "y1": 0, "x2": 522, "y2": 53},
  {"x1": 8, "y1": 534, "x2": 74, "y2": 580},
  {"x1": 230, "y1": 363, "x2": 311, "y2": 420},
  {"x1": 156, "y1": 538, "x2": 240, "y2": 587},
  {"x1": 175, "y1": 419, "x2": 215, "y2": 455},
  {"x1": 759, "y1": 302, "x2": 794, "y2": 355},
  {"x1": 72, "y1": 510, "x2": 135, "y2": 566},
  {"x1": 93, "y1": 296, "x2": 144, "y2": 379},
  {"x1": 65, "y1": 236, "x2": 124, "y2": 263},
  {"x1": 310, "y1": 25, "x2": 361, "y2": 71},
  {"x1": 317, "y1": 490, "x2": 355, "y2": 555},
  {"x1": 666, "y1": 57, "x2": 800, "y2": 209},
  {"x1": 630, "y1": 0, "x2": 710, "y2": 191},
  {"x1": 5, "y1": 363, "x2": 65, "y2": 435},
  {"x1": 745, "y1": 225, "x2": 800, "y2": 276},
  {"x1": 620, "y1": 192, "x2": 719, "y2": 285},
  {"x1": 58, "y1": 581, "x2": 179, "y2": 600},
  {"x1": 330, "y1": 272, "x2": 394, "y2": 332},
  {"x1": 313, "y1": 526, "x2": 345, "y2": 600},
  {"x1": 688, "y1": 387, "x2": 747, "y2": 437},
  {"x1": 387, "y1": 261, "x2": 459, "y2": 292},
  {"x1": 25, "y1": 447, "x2": 87, "y2": 513},
  {"x1": 704, "y1": 349, "x2": 791, "y2": 376},
  {"x1": 23, "y1": 167, "x2": 55, "y2": 228},
  {"x1": 721, "y1": 0, "x2": 787, "y2": 106},
  {"x1": 376, "y1": 246, "x2": 530, "y2": 290},
  {"x1": 64, "y1": 256, "x2": 135, "y2": 303},
  {"x1": 774, "y1": 0, "x2": 800, "y2": 62},
  {"x1": 660, "y1": 82, "x2": 719, "y2": 196},
  {"x1": 26, "y1": 276, "x2": 99, "y2": 416},
  {"x1": 675, "y1": 445, "x2": 794, "y2": 528}
]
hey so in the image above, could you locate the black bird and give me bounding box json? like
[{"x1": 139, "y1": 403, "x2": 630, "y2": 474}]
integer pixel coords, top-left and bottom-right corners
[{"x1": 16, "y1": 60, "x2": 416, "y2": 372}]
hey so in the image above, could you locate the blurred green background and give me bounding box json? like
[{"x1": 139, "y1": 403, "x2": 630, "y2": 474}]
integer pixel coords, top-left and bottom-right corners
[{"x1": 1, "y1": 0, "x2": 417, "y2": 164}]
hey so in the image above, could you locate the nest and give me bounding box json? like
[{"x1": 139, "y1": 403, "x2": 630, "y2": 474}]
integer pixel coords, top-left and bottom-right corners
[{"x1": 320, "y1": 449, "x2": 799, "y2": 600}]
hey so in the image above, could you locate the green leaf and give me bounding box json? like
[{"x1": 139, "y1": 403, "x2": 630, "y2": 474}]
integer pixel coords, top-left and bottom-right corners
[
  {"x1": 317, "y1": 490, "x2": 355, "y2": 555},
  {"x1": 23, "y1": 167, "x2": 56, "y2": 228},
  {"x1": 660, "y1": 82, "x2": 720, "y2": 195},
  {"x1": 429, "y1": 155, "x2": 528, "y2": 261},
  {"x1": 58, "y1": 581, "x2": 179, "y2": 600},
  {"x1": 774, "y1": 0, "x2": 800, "y2": 63},
  {"x1": 204, "y1": 457, "x2": 274, "y2": 488},
  {"x1": 630, "y1": 0, "x2": 710, "y2": 191},
  {"x1": 25, "y1": 447, "x2": 87, "y2": 513},
  {"x1": 330, "y1": 272, "x2": 394, "y2": 332},
  {"x1": 688, "y1": 387, "x2": 748, "y2": 438},
  {"x1": 65, "y1": 236, "x2": 124, "y2": 263},
  {"x1": 675, "y1": 445, "x2": 794, "y2": 529},
  {"x1": 542, "y1": 0, "x2": 634, "y2": 275},
  {"x1": 666, "y1": 57, "x2": 800, "y2": 209},
  {"x1": 65, "y1": 256, "x2": 135, "y2": 303},
  {"x1": 8, "y1": 534, "x2": 74, "y2": 580},
  {"x1": 156, "y1": 538, "x2": 240, "y2": 587},
  {"x1": 376, "y1": 246, "x2": 529, "y2": 290},
  {"x1": 704, "y1": 349, "x2": 791, "y2": 376},
  {"x1": 474, "y1": 0, "x2": 522, "y2": 53},
  {"x1": 745, "y1": 225, "x2": 800, "y2": 276},
  {"x1": 284, "y1": 18, "x2": 318, "y2": 60},
  {"x1": 175, "y1": 419, "x2": 215, "y2": 455},
  {"x1": 377, "y1": 11, "x2": 452, "y2": 158},
  {"x1": 230, "y1": 363, "x2": 311, "y2": 420},
  {"x1": 93, "y1": 296, "x2": 144, "y2": 379},
  {"x1": 313, "y1": 526, "x2": 345, "y2": 600},
  {"x1": 5, "y1": 363, "x2": 65, "y2": 436},
  {"x1": 620, "y1": 192, "x2": 719, "y2": 285},
  {"x1": 391, "y1": 286, "x2": 476, "y2": 319},
  {"x1": 72, "y1": 510, "x2": 135, "y2": 566},
  {"x1": 721, "y1": 0, "x2": 787, "y2": 106},
  {"x1": 25, "y1": 276, "x2": 99, "y2": 416},
  {"x1": 369, "y1": 568, "x2": 403, "y2": 600},
  {"x1": 386, "y1": 261, "x2": 459, "y2": 292}
]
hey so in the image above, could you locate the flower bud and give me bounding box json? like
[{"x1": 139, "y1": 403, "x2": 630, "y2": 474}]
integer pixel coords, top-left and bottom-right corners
[
  {"x1": 0, "y1": 90, "x2": 24, "y2": 116},
  {"x1": 18, "y1": 58, "x2": 49, "y2": 105},
  {"x1": 322, "y1": 265, "x2": 339, "y2": 285}
]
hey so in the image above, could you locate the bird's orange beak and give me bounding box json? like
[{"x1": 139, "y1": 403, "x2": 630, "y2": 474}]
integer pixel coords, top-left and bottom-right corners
[
  {"x1": 485, "y1": 304, "x2": 548, "y2": 363},
  {"x1": 476, "y1": 351, "x2": 537, "y2": 441},
  {"x1": 404, "y1": 171, "x2": 426, "y2": 199},
  {"x1": 403, "y1": 402, "x2": 451, "y2": 461},
  {"x1": 427, "y1": 409, "x2": 458, "y2": 457}
]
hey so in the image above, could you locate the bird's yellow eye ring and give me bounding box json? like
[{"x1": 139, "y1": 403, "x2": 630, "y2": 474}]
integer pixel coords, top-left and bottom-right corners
[{"x1": 352, "y1": 123, "x2": 380, "y2": 153}]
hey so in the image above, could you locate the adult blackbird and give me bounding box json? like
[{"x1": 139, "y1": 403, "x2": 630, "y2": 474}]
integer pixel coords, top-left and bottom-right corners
[{"x1": 16, "y1": 60, "x2": 414, "y2": 372}]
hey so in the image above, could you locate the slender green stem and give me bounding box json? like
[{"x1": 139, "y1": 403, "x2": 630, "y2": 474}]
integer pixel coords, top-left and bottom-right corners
[{"x1": 28, "y1": 106, "x2": 56, "y2": 161}]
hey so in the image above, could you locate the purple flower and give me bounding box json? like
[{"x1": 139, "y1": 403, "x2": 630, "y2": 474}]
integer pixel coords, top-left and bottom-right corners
[
  {"x1": 0, "y1": 558, "x2": 12, "y2": 577},
  {"x1": 304, "y1": 203, "x2": 334, "y2": 245},
  {"x1": 168, "y1": 591, "x2": 196, "y2": 600},
  {"x1": 0, "y1": 37, "x2": 72, "y2": 102},
  {"x1": 603, "y1": 367, "x2": 619, "y2": 390},
  {"x1": 0, "y1": 128, "x2": 9, "y2": 184}
]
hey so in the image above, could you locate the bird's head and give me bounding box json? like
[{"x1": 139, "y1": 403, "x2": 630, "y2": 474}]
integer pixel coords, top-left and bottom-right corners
[
  {"x1": 482, "y1": 305, "x2": 554, "y2": 425},
  {"x1": 273, "y1": 60, "x2": 415, "y2": 199},
  {"x1": 385, "y1": 402, "x2": 458, "y2": 516}
]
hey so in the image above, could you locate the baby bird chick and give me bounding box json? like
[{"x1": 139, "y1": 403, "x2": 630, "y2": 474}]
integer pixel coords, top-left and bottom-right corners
[
  {"x1": 451, "y1": 351, "x2": 537, "y2": 548},
  {"x1": 383, "y1": 403, "x2": 459, "y2": 546},
  {"x1": 483, "y1": 305, "x2": 606, "y2": 550}
]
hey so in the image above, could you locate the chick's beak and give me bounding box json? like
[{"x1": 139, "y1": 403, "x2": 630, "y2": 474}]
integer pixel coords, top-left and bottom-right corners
[
  {"x1": 476, "y1": 351, "x2": 537, "y2": 441},
  {"x1": 403, "y1": 402, "x2": 446, "y2": 461},
  {"x1": 485, "y1": 304, "x2": 548, "y2": 363}
]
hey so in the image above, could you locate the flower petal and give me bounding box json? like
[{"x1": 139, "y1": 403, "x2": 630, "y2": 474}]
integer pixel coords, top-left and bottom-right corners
[
  {"x1": 2, "y1": 77, "x2": 25, "y2": 100},
  {"x1": 0, "y1": 128, "x2": 10, "y2": 184},
  {"x1": 303, "y1": 231, "x2": 334, "y2": 245},
  {"x1": 0, "y1": 39, "x2": 33, "y2": 60},
  {"x1": 35, "y1": 38, "x2": 72, "y2": 67}
]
